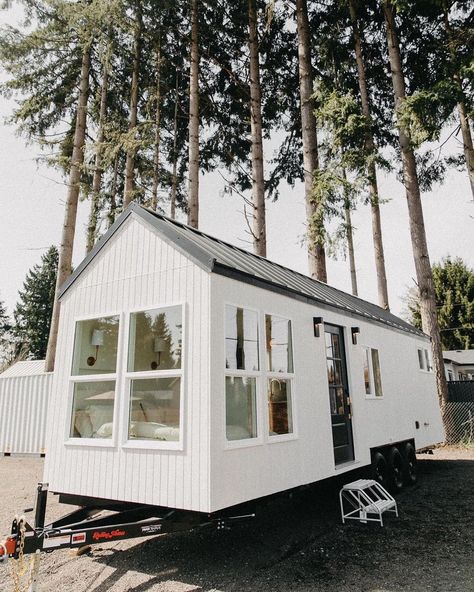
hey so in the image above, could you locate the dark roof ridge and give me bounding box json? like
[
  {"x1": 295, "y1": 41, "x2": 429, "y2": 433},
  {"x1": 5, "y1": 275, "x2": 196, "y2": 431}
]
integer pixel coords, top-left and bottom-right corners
[{"x1": 139, "y1": 205, "x2": 410, "y2": 327}]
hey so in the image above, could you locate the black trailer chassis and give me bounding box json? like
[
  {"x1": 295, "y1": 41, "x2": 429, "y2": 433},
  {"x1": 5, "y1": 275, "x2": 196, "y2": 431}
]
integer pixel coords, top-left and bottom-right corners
[{"x1": 0, "y1": 483, "x2": 254, "y2": 561}]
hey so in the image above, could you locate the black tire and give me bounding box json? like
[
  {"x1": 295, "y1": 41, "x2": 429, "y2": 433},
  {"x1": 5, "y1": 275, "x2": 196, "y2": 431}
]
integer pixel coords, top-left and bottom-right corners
[
  {"x1": 371, "y1": 451, "x2": 389, "y2": 489},
  {"x1": 387, "y1": 446, "x2": 404, "y2": 493},
  {"x1": 402, "y1": 442, "x2": 418, "y2": 486}
]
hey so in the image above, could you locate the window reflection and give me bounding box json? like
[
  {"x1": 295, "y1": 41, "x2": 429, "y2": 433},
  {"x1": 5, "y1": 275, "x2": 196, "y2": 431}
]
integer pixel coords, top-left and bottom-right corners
[
  {"x1": 72, "y1": 316, "x2": 119, "y2": 375},
  {"x1": 268, "y1": 379, "x2": 293, "y2": 435},
  {"x1": 128, "y1": 306, "x2": 182, "y2": 372},
  {"x1": 128, "y1": 377, "x2": 181, "y2": 441},
  {"x1": 225, "y1": 306, "x2": 259, "y2": 371},
  {"x1": 225, "y1": 376, "x2": 257, "y2": 440},
  {"x1": 70, "y1": 381, "x2": 116, "y2": 438},
  {"x1": 265, "y1": 315, "x2": 293, "y2": 373}
]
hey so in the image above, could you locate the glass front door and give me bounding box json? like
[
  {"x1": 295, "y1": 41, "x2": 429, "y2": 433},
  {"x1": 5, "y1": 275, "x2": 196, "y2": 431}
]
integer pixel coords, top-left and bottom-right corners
[{"x1": 324, "y1": 324, "x2": 354, "y2": 465}]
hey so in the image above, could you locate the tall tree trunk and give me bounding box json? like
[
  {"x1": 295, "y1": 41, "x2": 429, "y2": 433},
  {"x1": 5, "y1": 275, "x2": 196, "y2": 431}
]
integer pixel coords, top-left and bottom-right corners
[
  {"x1": 150, "y1": 37, "x2": 161, "y2": 211},
  {"x1": 86, "y1": 54, "x2": 109, "y2": 253},
  {"x1": 295, "y1": 0, "x2": 326, "y2": 281},
  {"x1": 187, "y1": 0, "x2": 199, "y2": 228},
  {"x1": 442, "y1": 7, "x2": 474, "y2": 200},
  {"x1": 342, "y1": 168, "x2": 358, "y2": 297},
  {"x1": 382, "y1": 1, "x2": 448, "y2": 417},
  {"x1": 170, "y1": 74, "x2": 179, "y2": 220},
  {"x1": 108, "y1": 155, "x2": 119, "y2": 228},
  {"x1": 45, "y1": 48, "x2": 90, "y2": 372},
  {"x1": 124, "y1": 2, "x2": 143, "y2": 207},
  {"x1": 248, "y1": 0, "x2": 266, "y2": 257},
  {"x1": 348, "y1": 0, "x2": 389, "y2": 309}
]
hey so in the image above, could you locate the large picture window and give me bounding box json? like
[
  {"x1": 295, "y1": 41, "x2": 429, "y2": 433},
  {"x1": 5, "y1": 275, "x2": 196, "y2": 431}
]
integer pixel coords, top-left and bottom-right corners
[
  {"x1": 266, "y1": 314, "x2": 294, "y2": 436},
  {"x1": 70, "y1": 315, "x2": 120, "y2": 439},
  {"x1": 225, "y1": 305, "x2": 259, "y2": 442},
  {"x1": 126, "y1": 305, "x2": 183, "y2": 443}
]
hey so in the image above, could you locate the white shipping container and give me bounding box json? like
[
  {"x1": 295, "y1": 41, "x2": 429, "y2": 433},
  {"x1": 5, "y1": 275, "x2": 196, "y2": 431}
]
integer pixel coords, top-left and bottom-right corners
[{"x1": 0, "y1": 361, "x2": 52, "y2": 455}]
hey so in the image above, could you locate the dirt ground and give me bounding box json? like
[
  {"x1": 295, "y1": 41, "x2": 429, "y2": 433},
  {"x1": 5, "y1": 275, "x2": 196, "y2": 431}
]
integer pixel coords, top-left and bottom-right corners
[{"x1": 0, "y1": 446, "x2": 473, "y2": 592}]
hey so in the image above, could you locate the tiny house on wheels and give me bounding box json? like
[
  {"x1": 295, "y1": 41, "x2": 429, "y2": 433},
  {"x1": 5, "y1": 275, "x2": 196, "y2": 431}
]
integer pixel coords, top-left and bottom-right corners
[{"x1": 43, "y1": 203, "x2": 442, "y2": 515}]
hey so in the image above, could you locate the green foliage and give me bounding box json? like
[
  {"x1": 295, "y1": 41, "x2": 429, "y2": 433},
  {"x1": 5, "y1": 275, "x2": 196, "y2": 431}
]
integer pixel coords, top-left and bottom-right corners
[
  {"x1": 13, "y1": 246, "x2": 59, "y2": 360},
  {"x1": 407, "y1": 258, "x2": 474, "y2": 350}
]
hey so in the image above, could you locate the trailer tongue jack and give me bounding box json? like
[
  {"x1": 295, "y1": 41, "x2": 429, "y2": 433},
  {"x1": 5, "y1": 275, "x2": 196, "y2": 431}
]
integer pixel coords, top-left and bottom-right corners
[{"x1": 0, "y1": 482, "x2": 255, "y2": 563}]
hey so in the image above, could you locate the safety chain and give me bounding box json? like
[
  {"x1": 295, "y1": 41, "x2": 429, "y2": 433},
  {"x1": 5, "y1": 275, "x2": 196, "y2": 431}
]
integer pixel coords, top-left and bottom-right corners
[{"x1": 9, "y1": 517, "x2": 36, "y2": 592}]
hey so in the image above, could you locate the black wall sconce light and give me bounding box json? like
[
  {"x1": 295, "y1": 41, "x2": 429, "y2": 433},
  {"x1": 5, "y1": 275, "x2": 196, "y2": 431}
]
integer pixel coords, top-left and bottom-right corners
[
  {"x1": 351, "y1": 327, "x2": 360, "y2": 345},
  {"x1": 87, "y1": 329, "x2": 104, "y2": 366},
  {"x1": 151, "y1": 337, "x2": 167, "y2": 370},
  {"x1": 313, "y1": 317, "x2": 323, "y2": 338}
]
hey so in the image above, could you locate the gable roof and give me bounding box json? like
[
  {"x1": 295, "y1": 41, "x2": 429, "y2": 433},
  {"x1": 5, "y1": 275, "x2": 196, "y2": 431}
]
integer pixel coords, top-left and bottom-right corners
[
  {"x1": 443, "y1": 350, "x2": 474, "y2": 366},
  {"x1": 58, "y1": 203, "x2": 425, "y2": 338}
]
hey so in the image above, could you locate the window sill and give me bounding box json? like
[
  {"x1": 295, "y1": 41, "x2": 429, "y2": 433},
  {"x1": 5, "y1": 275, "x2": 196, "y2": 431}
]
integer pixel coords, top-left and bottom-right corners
[
  {"x1": 122, "y1": 439, "x2": 184, "y2": 451},
  {"x1": 267, "y1": 433, "x2": 298, "y2": 444},
  {"x1": 64, "y1": 438, "x2": 116, "y2": 448},
  {"x1": 364, "y1": 395, "x2": 384, "y2": 400},
  {"x1": 225, "y1": 437, "x2": 264, "y2": 450}
]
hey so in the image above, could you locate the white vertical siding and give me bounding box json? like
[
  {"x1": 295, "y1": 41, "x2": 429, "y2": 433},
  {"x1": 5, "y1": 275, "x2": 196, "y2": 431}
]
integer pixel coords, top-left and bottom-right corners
[
  {"x1": 0, "y1": 372, "x2": 52, "y2": 454},
  {"x1": 209, "y1": 274, "x2": 444, "y2": 512},
  {"x1": 44, "y1": 215, "x2": 211, "y2": 512}
]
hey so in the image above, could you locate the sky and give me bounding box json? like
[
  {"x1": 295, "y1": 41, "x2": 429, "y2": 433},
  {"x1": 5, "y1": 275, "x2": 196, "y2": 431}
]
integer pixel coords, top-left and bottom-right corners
[{"x1": 1, "y1": 6, "x2": 473, "y2": 322}]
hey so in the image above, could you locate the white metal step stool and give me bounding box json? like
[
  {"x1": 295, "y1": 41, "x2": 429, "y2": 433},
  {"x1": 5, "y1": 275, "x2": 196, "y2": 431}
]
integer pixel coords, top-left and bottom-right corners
[{"x1": 339, "y1": 479, "x2": 398, "y2": 527}]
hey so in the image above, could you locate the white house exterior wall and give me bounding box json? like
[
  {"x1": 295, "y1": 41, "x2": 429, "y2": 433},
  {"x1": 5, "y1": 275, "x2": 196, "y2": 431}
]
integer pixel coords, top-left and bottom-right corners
[
  {"x1": 209, "y1": 274, "x2": 443, "y2": 512},
  {"x1": 44, "y1": 215, "x2": 211, "y2": 512},
  {"x1": 0, "y1": 371, "x2": 52, "y2": 455}
]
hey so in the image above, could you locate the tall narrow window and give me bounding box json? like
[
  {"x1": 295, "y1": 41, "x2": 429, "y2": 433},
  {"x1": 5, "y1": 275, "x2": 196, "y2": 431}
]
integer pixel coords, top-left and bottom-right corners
[
  {"x1": 225, "y1": 305, "x2": 259, "y2": 441},
  {"x1": 417, "y1": 347, "x2": 432, "y2": 372},
  {"x1": 126, "y1": 305, "x2": 183, "y2": 442},
  {"x1": 266, "y1": 314, "x2": 294, "y2": 436},
  {"x1": 362, "y1": 346, "x2": 383, "y2": 398},
  {"x1": 363, "y1": 347, "x2": 372, "y2": 395},
  {"x1": 371, "y1": 349, "x2": 383, "y2": 397},
  {"x1": 70, "y1": 315, "x2": 120, "y2": 439}
]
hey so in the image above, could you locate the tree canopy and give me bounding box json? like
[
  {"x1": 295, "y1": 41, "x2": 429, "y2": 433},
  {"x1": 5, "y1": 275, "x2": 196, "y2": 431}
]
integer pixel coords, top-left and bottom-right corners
[{"x1": 406, "y1": 257, "x2": 474, "y2": 350}]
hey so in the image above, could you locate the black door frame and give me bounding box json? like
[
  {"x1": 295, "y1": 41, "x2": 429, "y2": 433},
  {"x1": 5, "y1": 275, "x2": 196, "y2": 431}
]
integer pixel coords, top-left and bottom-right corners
[{"x1": 324, "y1": 323, "x2": 355, "y2": 465}]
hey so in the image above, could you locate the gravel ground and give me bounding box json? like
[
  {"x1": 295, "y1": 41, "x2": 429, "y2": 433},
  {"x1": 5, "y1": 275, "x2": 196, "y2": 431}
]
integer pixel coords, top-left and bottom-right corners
[{"x1": 0, "y1": 446, "x2": 473, "y2": 592}]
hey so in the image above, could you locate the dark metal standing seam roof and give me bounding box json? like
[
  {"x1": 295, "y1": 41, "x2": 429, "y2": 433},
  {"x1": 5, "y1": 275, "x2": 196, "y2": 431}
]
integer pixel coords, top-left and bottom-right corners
[{"x1": 58, "y1": 203, "x2": 426, "y2": 338}]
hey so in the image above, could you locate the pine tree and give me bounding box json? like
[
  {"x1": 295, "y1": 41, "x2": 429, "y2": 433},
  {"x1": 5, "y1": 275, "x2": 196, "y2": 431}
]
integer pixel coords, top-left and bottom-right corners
[
  {"x1": 407, "y1": 258, "x2": 474, "y2": 351},
  {"x1": 13, "y1": 246, "x2": 59, "y2": 360}
]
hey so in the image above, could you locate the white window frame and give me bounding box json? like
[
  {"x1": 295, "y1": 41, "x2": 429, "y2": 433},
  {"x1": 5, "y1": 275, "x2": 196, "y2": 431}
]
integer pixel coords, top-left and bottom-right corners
[
  {"x1": 121, "y1": 302, "x2": 185, "y2": 451},
  {"x1": 362, "y1": 345, "x2": 383, "y2": 399},
  {"x1": 264, "y1": 311, "x2": 297, "y2": 443},
  {"x1": 65, "y1": 310, "x2": 124, "y2": 448},
  {"x1": 224, "y1": 302, "x2": 263, "y2": 449}
]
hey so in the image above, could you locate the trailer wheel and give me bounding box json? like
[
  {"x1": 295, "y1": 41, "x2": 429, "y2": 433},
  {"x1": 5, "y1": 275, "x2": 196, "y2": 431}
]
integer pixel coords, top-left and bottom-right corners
[
  {"x1": 372, "y1": 451, "x2": 389, "y2": 489},
  {"x1": 402, "y1": 442, "x2": 418, "y2": 485},
  {"x1": 387, "y1": 446, "x2": 404, "y2": 493}
]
